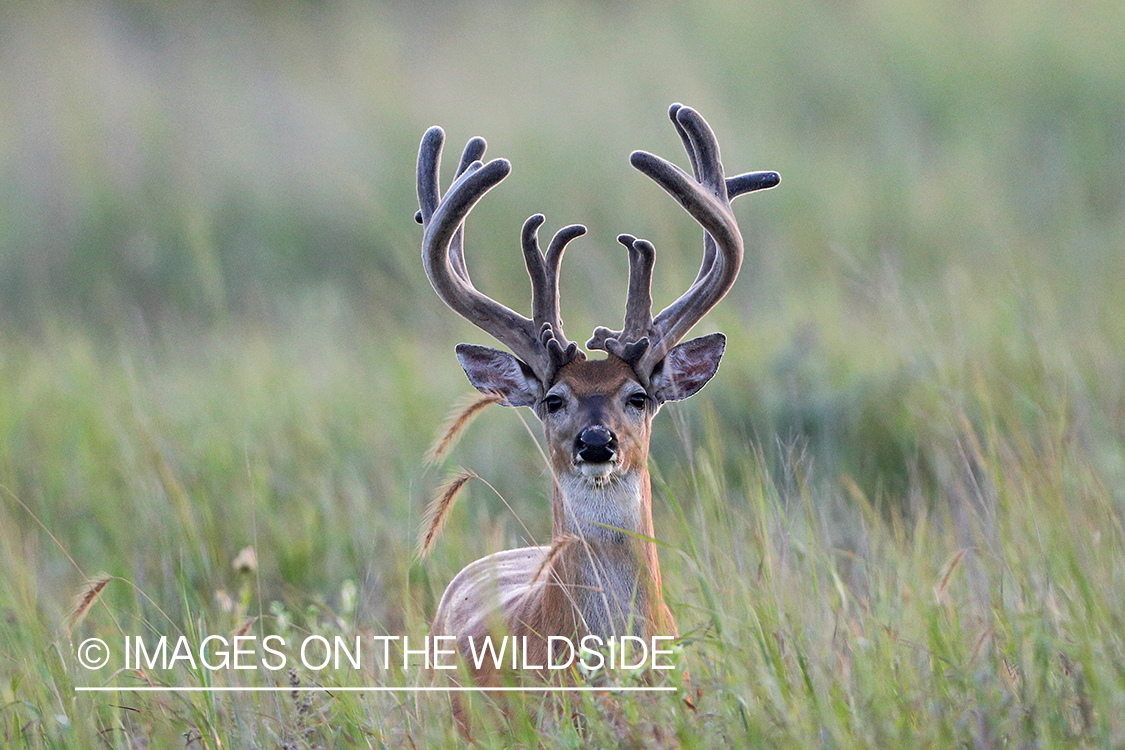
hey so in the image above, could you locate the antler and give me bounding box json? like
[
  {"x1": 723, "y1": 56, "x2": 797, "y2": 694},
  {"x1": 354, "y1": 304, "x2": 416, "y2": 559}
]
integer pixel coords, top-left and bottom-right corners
[
  {"x1": 416, "y1": 127, "x2": 586, "y2": 385},
  {"x1": 587, "y1": 104, "x2": 780, "y2": 385}
]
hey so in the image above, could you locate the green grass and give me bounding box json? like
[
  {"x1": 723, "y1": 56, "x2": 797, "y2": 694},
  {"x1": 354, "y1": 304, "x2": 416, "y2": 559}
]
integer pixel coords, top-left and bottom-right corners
[
  {"x1": 2, "y1": 289, "x2": 1122, "y2": 748},
  {"x1": 1, "y1": 0, "x2": 1124, "y2": 747}
]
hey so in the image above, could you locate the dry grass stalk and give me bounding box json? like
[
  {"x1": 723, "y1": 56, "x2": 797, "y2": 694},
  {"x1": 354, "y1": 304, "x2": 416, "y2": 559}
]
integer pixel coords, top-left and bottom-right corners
[
  {"x1": 532, "y1": 534, "x2": 580, "y2": 584},
  {"x1": 425, "y1": 393, "x2": 503, "y2": 465},
  {"x1": 417, "y1": 469, "x2": 478, "y2": 558},
  {"x1": 933, "y1": 547, "x2": 969, "y2": 603},
  {"x1": 67, "y1": 573, "x2": 113, "y2": 629},
  {"x1": 1002, "y1": 658, "x2": 1022, "y2": 690},
  {"x1": 234, "y1": 617, "x2": 258, "y2": 639},
  {"x1": 132, "y1": 668, "x2": 157, "y2": 687},
  {"x1": 969, "y1": 625, "x2": 994, "y2": 661}
]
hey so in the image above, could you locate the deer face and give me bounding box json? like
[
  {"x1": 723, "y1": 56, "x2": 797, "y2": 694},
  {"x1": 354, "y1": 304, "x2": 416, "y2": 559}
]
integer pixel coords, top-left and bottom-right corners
[
  {"x1": 541, "y1": 357, "x2": 652, "y2": 482},
  {"x1": 455, "y1": 334, "x2": 728, "y2": 484}
]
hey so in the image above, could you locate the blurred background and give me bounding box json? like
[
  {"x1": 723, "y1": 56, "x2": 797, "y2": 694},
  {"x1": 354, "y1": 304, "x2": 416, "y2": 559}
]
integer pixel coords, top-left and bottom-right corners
[
  {"x1": 1, "y1": 0, "x2": 1124, "y2": 673},
  {"x1": 2, "y1": 1, "x2": 1125, "y2": 745},
  {"x1": 6, "y1": 0, "x2": 1124, "y2": 329}
]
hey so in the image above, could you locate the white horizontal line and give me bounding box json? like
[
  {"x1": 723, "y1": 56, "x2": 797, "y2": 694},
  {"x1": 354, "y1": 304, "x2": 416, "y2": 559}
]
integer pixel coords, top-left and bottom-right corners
[{"x1": 76, "y1": 686, "x2": 676, "y2": 693}]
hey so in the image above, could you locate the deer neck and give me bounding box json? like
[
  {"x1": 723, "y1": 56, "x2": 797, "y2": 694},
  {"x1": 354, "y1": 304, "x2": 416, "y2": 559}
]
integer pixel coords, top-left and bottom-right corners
[{"x1": 547, "y1": 468, "x2": 666, "y2": 639}]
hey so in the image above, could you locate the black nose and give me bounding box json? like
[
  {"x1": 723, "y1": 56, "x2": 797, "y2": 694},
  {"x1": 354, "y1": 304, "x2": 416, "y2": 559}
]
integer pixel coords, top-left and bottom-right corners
[{"x1": 576, "y1": 425, "x2": 617, "y2": 463}]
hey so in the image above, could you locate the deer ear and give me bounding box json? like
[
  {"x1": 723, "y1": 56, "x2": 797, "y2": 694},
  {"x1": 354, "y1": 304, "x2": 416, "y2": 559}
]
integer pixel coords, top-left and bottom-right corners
[
  {"x1": 455, "y1": 344, "x2": 542, "y2": 407},
  {"x1": 650, "y1": 332, "x2": 726, "y2": 404}
]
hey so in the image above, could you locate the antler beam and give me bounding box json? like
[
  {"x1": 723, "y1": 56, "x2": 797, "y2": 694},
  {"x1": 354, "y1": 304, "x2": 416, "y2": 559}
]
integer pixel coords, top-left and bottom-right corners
[
  {"x1": 587, "y1": 104, "x2": 780, "y2": 384},
  {"x1": 416, "y1": 127, "x2": 585, "y2": 386}
]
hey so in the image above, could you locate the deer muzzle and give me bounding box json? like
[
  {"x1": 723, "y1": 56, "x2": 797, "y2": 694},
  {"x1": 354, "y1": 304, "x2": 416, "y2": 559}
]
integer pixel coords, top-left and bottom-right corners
[{"x1": 575, "y1": 425, "x2": 617, "y2": 465}]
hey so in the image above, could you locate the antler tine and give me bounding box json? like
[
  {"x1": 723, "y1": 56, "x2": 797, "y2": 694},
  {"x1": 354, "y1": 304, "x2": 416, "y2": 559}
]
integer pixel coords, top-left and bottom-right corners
[
  {"x1": 446, "y1": 136, "x2": 488, "y2": 282},
  {"x1": 668, "y1": 104, "x2": 721, "y2": 289},
  {"x1": 584, "y1": 234, "x2": 654, "y2": 366},
  {"x1": 521, "y1": 216, "x2": 586, "y2": 338},
  {"x1": 727, "y1": 170, "x2": 782, "y2": 199},
  {"x1": 418, "y1": 127, "x2": 584, "y2": 386},
  {"x1": 520, "y1": 215, "x2": 551, "y2": 323},
  {"x1": 521, "y1": 216, "x2": 588, "y2": 370},
  {"x1": 668, "y1": 103, "x2": 727, "y2": 197},
  {"x1": 669, "y1": 104, "x2": 782, "y2": 202},
  {"x1": 619, "y1": 235, "x2": 655, "y2": 340},
  {"x1": 416, "y1": 127, "x2": 444, "y2": 225}
]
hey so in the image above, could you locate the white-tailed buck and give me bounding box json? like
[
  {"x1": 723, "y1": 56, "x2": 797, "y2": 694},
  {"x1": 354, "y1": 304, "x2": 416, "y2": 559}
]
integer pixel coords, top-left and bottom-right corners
[{"x1": 415, "y1": 104, "x2": 778, "y2": 726}]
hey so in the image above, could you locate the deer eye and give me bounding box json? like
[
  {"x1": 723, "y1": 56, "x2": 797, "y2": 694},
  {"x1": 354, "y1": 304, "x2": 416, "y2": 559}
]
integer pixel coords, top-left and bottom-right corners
[
  {"x1": 542, "y1": 394, "x2": 566, "y2": 414},
  {"x1": 627, "y1": 393, "x2": 648, "y2": 410}
]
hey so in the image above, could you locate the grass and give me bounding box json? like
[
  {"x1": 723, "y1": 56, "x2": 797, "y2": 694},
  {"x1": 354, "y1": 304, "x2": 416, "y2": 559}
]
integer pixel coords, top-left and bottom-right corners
[
  {"x1": 1, "y1": 0, "x2": 1124, "y2": 747},
  {"x1": 2, "y1": 287, "x2": 1122, "y2": 747}
]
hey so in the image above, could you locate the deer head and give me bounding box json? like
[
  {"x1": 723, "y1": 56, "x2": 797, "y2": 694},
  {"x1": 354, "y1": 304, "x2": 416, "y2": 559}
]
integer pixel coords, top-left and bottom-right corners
[{"x1": 417, "y1": 104, "x2": 778, "y2": 503}]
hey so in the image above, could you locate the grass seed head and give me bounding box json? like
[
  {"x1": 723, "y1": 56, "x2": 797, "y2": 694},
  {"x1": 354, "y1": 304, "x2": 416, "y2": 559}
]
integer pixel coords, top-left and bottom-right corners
[
  {"x1": 417, "y1": 468, "x2": 478, "y2": 558},
  {"x1": 425, "y1": 393, "x2": 503, "y2": 465},
  {"x1": 67, "y1": 573, "x2": 112, "y2": 630}
]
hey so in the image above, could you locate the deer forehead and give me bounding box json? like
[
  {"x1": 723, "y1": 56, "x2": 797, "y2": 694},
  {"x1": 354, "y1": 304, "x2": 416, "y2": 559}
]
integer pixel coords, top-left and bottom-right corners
[{"x1": 550, "y1": 357, "x2": 642, "y2": 399}]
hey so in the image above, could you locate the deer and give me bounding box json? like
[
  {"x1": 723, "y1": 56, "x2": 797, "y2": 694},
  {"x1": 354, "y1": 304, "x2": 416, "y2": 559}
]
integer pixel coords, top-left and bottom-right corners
[{"x1": 415, "y1": 104, "x2": 779, "y2": 731}]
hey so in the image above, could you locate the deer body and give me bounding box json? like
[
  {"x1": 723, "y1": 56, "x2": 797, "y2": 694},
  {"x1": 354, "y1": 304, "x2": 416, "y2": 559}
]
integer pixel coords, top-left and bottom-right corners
[
  {"x1": 414, "y1": 104, "x2": 779, "y2": 730},
  {"x1": 432, "y1": 357, "x2": 676, "y2": 687}
]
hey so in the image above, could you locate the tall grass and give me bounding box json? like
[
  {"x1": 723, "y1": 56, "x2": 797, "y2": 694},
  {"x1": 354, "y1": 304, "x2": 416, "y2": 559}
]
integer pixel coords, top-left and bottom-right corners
[
  {"x1": 2, "y1": 284, "x2": 1121, "y2": 747},
  {"x1": 1, "y1": 0, "x2": 1123, "y2": 747}
]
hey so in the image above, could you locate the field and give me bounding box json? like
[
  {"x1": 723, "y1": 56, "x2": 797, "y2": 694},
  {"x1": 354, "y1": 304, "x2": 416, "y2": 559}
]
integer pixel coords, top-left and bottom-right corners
[{"x1": 1, "y1": 1, "x2": 1124, "y2": 747}]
